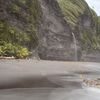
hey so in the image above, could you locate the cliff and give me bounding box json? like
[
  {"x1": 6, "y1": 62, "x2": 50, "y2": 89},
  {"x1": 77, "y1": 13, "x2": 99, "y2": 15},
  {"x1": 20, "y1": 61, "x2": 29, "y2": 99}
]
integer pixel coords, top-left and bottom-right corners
[{"x1": 0, "y1": 0, "x2": 99, "y2": 61}]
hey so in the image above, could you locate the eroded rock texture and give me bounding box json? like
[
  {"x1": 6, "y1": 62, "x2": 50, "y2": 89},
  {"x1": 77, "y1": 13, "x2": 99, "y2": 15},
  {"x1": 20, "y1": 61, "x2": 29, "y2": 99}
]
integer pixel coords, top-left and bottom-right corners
[{"x1": 38, "y1": 0, "x2": 78, "y2": 61}]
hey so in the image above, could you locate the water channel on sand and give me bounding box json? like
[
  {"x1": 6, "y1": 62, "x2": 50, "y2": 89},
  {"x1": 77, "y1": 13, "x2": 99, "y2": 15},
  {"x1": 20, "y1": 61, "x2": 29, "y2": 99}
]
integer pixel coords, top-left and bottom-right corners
[{"x1": 0, "y1": 60, "x2": 100, "y2": 100}]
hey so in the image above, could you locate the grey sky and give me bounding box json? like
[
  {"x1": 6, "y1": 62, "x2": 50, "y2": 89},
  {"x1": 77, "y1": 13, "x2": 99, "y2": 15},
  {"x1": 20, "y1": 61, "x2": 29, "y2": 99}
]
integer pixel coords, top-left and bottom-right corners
[{"x1": 85, "y1": 0, "x2": 100, "y2": 16}]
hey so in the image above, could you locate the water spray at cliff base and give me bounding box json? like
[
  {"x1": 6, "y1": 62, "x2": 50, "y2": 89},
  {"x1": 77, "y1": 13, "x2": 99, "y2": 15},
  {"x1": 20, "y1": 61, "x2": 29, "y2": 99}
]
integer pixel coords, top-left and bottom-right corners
[{"x1": 72, "y1": 32, "x2": 78, "y2": 61}]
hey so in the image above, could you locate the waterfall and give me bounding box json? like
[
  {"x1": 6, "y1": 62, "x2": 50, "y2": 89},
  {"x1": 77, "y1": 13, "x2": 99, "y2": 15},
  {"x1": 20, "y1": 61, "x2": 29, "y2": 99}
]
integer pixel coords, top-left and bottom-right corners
[{"x1": 72, "y1": 32, "x2": 78, "y2": 61}]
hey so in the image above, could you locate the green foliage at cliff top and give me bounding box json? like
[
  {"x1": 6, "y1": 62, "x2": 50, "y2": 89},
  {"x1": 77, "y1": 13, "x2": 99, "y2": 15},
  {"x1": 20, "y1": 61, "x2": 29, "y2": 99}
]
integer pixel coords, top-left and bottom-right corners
[
  {"x1": 58, "y1": 0, "x2": 96, "y2": 28},
  {"x1": 0, "y1": 42, "x2": 30, "y2": 59}
]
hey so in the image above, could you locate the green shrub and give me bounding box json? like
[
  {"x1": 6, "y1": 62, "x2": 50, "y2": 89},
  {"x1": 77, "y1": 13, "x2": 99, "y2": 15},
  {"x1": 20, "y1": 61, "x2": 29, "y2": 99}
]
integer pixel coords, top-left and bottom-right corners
[
  {"x1": 0, "y1": 20, "x2": 31, "y2": 45},
  {"x1": 1, "y1": 43, "x2": 15, "y2": 56},
  {"x1": 10, "y1": 4, "x2": 21, "y2": 14},
  {"x1": 0, "y1": 42, "x2": 30, "y2": 58},
  {"x1": 19, "y1": 0, "x2": 27, "y2": 5},
  {"x1": 0, "y1": 46, "x2": 4, "y2": 56},
  {"x1": 15, "y1": 45, "x2": 29, "y2": 59},
  {"x1": 0, "y1": 19, "x2": 39, "y2": 49}
]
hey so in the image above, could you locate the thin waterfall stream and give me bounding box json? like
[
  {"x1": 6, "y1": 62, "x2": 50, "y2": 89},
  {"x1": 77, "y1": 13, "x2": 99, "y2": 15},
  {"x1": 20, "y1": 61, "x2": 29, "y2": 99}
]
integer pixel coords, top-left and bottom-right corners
[{"x1": 72, "y1": 32, "x2": 78, "y2": 61}]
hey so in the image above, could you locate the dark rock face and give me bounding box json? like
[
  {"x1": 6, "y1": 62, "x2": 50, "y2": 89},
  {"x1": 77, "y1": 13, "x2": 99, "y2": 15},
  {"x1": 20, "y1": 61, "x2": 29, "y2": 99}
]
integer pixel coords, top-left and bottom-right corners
[
  {"x1": 75, "y1": 13, "x2": 96, "y2": 38},
  {"x1": 38, "y1": 0, "x2": 78, "y2": 61}
]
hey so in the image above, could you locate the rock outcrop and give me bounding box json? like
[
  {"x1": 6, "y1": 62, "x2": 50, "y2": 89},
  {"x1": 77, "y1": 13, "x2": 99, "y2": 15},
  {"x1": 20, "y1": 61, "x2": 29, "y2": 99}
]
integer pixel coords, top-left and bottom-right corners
[
  {"x1": 0, "y1": 0, "x2": 99, "y2": 61},
  {"x1": 38, "y1": 0, "x2": 78, "y2": 61}
]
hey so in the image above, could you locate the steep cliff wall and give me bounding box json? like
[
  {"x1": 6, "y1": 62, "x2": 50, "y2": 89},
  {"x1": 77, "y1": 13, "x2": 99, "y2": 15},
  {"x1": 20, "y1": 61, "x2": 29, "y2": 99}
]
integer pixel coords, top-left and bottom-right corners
[
  {"x1": 0, "y1": 0, "x2": 99, "y2": 61},
  {"x1": 38, "y1": 0, "x2": 78, "y2": 61}
]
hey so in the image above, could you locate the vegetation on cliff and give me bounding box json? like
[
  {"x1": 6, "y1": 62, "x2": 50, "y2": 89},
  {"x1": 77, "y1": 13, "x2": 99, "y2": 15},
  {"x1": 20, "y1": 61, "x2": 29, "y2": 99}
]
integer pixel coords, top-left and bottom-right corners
[
  {"x1": 58, "y1": 0, "x2": 100, "y2": 51},
  {"x1": 0, "y1": 0, "x2": 41, "y2": 58},
  {"x1": 81, "y1": 14, "x2": 100, "y2": 52},
  {"x1": 58, "y1": 0, "x2": 89, "y2": 28}
]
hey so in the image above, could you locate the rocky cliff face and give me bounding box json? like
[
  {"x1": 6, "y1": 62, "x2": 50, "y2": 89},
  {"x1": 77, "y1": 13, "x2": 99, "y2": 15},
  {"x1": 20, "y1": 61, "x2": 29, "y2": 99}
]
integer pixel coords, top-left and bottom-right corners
[
  {"x1": 38, "y1": 0, "x2": 78, "y2": 61},
  {"x1": 38, "y1": 0, "x2": 99, "y2": 61},
  {"x1": 0, "y1": 0, "x2": 99, "y2": 61},
  {"x1": 0, "y1": 0, "x2": 41, "y2": 49}
]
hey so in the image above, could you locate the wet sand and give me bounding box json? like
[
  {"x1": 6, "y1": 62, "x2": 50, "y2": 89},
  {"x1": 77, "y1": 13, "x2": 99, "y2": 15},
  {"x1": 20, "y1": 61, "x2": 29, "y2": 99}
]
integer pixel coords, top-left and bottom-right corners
[{"x1": 0, "y1": 60, "x2": 100, "y2": 100}]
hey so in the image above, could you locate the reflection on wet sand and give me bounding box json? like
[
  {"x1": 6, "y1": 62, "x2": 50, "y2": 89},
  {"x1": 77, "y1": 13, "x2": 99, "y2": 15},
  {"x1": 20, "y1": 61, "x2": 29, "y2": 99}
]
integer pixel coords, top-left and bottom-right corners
[{"x1": 0, "y1": 60, "x2": 100, "y2": 100}]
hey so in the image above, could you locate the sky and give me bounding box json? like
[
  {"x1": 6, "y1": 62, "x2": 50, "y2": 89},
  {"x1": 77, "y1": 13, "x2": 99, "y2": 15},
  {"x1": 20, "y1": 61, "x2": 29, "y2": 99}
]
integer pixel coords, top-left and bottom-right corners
[{"x1": 85, "y1": 0, "x2": 100, "y2": 16}]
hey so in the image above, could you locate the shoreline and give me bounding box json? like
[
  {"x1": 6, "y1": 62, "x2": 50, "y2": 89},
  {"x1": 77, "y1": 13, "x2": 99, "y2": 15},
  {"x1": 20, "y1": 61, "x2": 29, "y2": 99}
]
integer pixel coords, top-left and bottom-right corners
[{"x1": 0, "y1": 56, "x2": 15, "y2": 60}]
